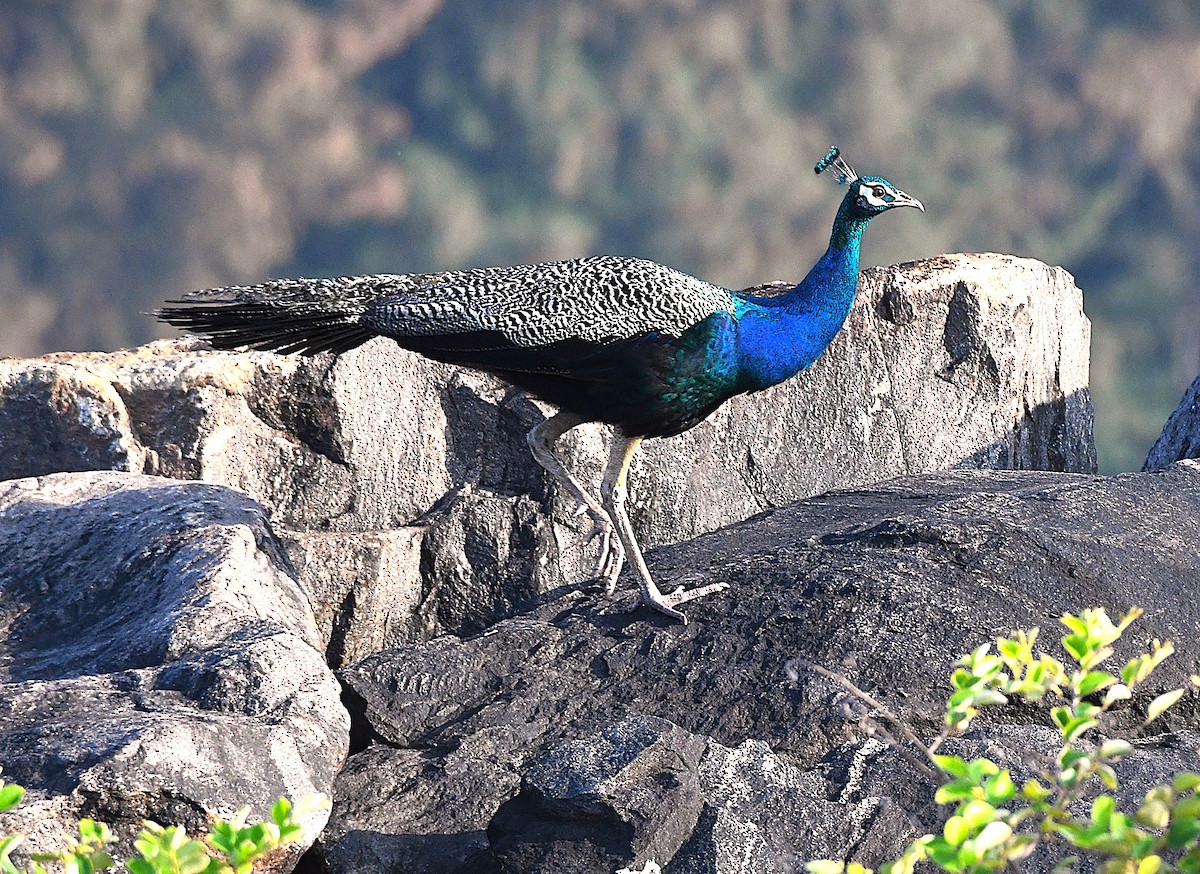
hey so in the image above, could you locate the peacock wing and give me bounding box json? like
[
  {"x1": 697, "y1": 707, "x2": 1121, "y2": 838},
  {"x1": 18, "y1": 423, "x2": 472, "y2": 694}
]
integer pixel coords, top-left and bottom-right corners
[{"x1": 360, "y1": 256, "x2": 737, "y2": 350}]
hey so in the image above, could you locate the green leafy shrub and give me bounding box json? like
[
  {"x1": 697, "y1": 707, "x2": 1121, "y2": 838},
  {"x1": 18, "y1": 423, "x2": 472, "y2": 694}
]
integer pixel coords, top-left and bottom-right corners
[
  {"x1": 805, "y1": 607, "x2": 1200, "y2": 874},
  {"x1": 0, "y1": 778, "x2": 328, "y2": 874}
]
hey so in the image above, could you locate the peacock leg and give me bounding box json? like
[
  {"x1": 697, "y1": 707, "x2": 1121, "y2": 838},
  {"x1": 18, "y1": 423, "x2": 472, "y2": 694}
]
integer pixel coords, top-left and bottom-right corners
[
  {"x1": 526, "y1": 412, "x2": 622, "y2": 582},
  {"x1": 600, "y1": 436, "x2": 729, "y2": 623}
]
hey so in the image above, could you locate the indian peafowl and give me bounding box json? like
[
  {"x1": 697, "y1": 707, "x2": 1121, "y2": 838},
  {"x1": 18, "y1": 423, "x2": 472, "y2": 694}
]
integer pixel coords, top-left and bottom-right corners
[{"x1": 158, "y1": 148, "x2": 923, "y2": 623}]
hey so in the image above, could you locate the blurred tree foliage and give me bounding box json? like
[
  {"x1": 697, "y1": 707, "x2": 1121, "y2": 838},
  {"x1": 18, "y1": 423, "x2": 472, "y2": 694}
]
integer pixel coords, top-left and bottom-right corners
[{"x1": 0, "y1": 0, "x2": 1196, "y2": 472}]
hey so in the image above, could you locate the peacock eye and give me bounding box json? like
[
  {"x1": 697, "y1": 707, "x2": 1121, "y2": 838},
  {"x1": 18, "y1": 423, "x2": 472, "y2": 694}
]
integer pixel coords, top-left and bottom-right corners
[{"x1": 872, "y1": 186, "x2": 885, "y2": 198}]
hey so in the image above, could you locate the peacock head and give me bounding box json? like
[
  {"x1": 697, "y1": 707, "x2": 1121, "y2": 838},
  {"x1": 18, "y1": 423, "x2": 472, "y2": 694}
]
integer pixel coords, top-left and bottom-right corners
[{"x1": 814, "y1": 147, "x2": 924, "y2": 219}]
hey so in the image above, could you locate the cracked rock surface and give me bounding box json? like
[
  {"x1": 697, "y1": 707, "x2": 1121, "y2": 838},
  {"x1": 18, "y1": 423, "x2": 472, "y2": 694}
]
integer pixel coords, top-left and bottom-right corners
[
  {"x1": 0, "y1": 254, "x2": 1094, "y2": 657},
  {"x1": 322, "y1": 463, "x2": 1200, "y2": 874}
]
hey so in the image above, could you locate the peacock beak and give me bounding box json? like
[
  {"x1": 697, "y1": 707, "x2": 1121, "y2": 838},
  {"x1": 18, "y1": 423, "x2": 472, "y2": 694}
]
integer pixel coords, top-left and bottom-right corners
[{"x1": 894, "y1": 190, "x2": 925, "y2": 212}]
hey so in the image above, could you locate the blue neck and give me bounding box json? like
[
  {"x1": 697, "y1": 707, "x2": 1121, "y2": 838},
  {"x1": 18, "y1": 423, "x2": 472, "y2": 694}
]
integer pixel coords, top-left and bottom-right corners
[{"x1": 734, "y1": 200, "x2": 868, "y2": 391}]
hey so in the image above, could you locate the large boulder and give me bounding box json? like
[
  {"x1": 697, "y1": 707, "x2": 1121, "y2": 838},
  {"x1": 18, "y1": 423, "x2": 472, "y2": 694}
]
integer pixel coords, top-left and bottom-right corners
[
  {"x1": 1145, "y1": 371, "x2": 1200, "y2": 470},
  {"x1": 323, "y1": 462, "x2": 1200, "y2": 874},
  {"x1": 0, "y1": 254, "x2": 1094, "y2": 651},
  {"x1": 0, "y1": 472, "x2": 350, "y2": 865}
]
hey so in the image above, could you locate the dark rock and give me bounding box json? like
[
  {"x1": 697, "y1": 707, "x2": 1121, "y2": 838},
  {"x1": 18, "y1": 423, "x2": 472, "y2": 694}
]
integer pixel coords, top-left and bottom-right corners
[
  {"x1": 323, "y1": 463, "x2": 1200, "y2": 873},
  {"x1": 0, "y1": 255, "x2": 1095, "y2": 653},
  {"x1": 1145, "y1": 371, "x2": 1200, "y2": 470},
  {"x1": 0, "y1": 472, "x2": 349, "y2": 865},
  {"x1": 472, "y1": 716, "x2": 708, "y2": 873},
  {"x1": 462, "y1": 715, "x2": 917, "y2": 874}
]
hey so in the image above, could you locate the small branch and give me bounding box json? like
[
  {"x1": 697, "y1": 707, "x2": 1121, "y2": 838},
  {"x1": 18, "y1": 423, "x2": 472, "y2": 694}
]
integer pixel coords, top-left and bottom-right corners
[{"x1": 790, "y1": 657, "x2": 946, "y2": 783}]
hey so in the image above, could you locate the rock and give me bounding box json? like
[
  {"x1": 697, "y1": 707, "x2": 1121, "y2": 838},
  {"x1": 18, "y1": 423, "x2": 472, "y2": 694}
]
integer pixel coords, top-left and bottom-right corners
[
  {"x1": 325, "y1": 463, "x2": 1200, "y2": 873},
  {"x1": 0, "y1": 254, "x2": 1095, "y2": 648},
  {"x1": 281, "y1": 527, "x2": 429, "y2": 667},
  {"x1": 465, "y1": 715, "x2": 914, "y2": 874},
  {"x1": 0, "y1": 472, "x2": 349, "y2": 866},
  {"x1": 1144, "y1": 371, "x2": 1200, "y2": 470}
]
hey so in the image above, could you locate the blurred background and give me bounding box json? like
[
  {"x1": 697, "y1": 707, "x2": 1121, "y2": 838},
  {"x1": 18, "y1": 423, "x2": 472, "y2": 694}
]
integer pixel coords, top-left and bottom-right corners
[{"x1": 0, "y1": 0, "x2": 1196, "y2": 472}]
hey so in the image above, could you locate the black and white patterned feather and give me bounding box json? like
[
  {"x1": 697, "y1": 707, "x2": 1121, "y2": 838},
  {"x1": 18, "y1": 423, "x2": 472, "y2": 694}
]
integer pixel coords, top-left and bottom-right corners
[{"x1": 166, "y1": 256, "x2": 738, "y2": 353}]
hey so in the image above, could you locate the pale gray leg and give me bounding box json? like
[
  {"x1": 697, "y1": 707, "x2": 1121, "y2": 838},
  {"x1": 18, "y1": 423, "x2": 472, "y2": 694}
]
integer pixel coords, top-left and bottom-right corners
[
  {"x1": 599, "y1": 436, "x2": 729, "y2": 624},
  {"x1": 526, "y1": 412, "x2": 623, "y2": 583}
]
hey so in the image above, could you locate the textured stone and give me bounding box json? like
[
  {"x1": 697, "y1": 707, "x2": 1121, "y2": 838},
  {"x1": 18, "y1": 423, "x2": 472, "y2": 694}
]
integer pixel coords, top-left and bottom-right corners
[
  {"x1": 281, "y1": 527, "x2": 427, "y2": 668},
  {"x1": 468, "y1": 716, "x2": 914, "y2": 874},
  {"x1": 1145, "y1": 371, "x2": 1200, "y2": 470},
  {"x1": 325, "y1": 463, "x2": 1200, "y2": 874},
  {"x1": 0, "y1": 254, "x2": 1095, "y2": 645},
  {"x1": 0, "y1": 472, "x2": 350, "y2": 865}
]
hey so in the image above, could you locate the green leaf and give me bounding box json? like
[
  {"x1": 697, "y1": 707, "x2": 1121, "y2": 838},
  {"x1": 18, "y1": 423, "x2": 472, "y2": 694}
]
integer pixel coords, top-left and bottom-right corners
[
  {"x1": 925, "y1": 838, "x2": 966, "y2": 873},
  {"x1": 1060, "y1": 758, "x2": 1091, "y2": 787},
  {"x1": 1022, "y1": 779, "x2": 1052, "y2": 802},
  {"x1": 1122, "y1": 657, "x2": 1142, "y2": 686},
  {"x1": 971, "y1": 690, "x2": 1009, "y2": 707},
  {"x1": 1060, "y1": 614, "x2": 1087, "y2": 635},
  {"x1": 1063, "y1": 715, "x2": 1100, "y2": 744},
  {"x1": 1078, "y1": 670, "x2": 1118, "y2": 696},
  {"x1": 1051, "y1": 706, "x2": 1072, "y2": 730},
  {"x1": 1097, "y1": 763, "x2": 1119, "y2": 790},
  {"x1": 1175, "y1": 772, "x2": 1200, "y2": 792},
  {"x1": 1062, "y1": 633, "x2": 1089, "y2": 663},
  {"x1": 943, "y1": 816, "x2": 969, "y2": 846},
  {"x1": 959, "y1": 800, "x2": 998, "y2": 831},
  {"x1": 934, "y1": 783, "x2": 976, "y2": 805},
  {"x1": 271, "y1": 798, "x2": 292, "y2": 827},
  {"x1": 1099, "y1": 739, "x2": 1133, "y2": 760},
  {"x1": 1060, "y1": 748, "x2": 1088, "y2": 768},
  {"x1": 965, "y1": 759, "x2": 1000, "y2": 783},
  {"x1": 1104, "y1": 684, "x2": 1132, "y2": 707},
  {"x1": 0, "y1": 784, "x2": 24, "y2": 813},
  {"x1": 0, "y1": 834, "x2": 25, "y2": 868},
  {"x1": 126, "y1": 859, "x2": 154, "y2": 874},
  {"x1": 1146, "y1": 689, "x2": 1185, "y2": 724},
  {"x1": 1091, "y1": 794, "x2": 1115, "y2": 827},
  {"x1": 1177, "y1": 796, "x2": 1200, "y2": 820},
  {"x1": 1167, "y1": 817, "x2": 1200, "y2": 849},
  {"x1": 88, "y1": 853, "x2": 115, "y2": 872},
  {"x1": 1138, "y1": 798, "x2": 1171, "y2": 830},
  {"x1": 971, "y1": 820, "x2": 1012, "y2": 854},
  {"x1": 983, "y1": 770, "x2": 1016, "y2": 805},
  {"x1": 806, "y1": 863, "x2": 847, "y2": 874},
  {"x1": 932, "y1": 755, "x2": 970, "y2": 779}
]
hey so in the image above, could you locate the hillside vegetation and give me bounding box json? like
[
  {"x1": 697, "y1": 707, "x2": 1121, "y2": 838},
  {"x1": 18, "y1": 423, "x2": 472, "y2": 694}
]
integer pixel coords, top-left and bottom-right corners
[{"x1": 0, "y1": 0, "x2": 1196, "y2": 471}]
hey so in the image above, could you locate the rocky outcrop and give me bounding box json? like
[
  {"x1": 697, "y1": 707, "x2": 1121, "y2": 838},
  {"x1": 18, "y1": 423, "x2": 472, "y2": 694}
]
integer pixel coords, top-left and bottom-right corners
[
  {"x1": 1145, "y1": 371, "x2": 1200, "y2": 470},
  {"x1": 322, "y1": 463, "x2": 1200, "y2": 874},
  {"x1": 0, "y1": 473, "x2": 349, "y2": 865},
  {"x1": 0, "y1": 254, "x2": 1094, "y2": 654}
]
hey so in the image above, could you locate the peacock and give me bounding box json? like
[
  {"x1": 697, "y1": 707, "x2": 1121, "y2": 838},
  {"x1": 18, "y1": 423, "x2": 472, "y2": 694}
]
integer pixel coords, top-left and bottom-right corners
[{"x1": 158, "y1": 148, "x2": 923, "y2": 623}]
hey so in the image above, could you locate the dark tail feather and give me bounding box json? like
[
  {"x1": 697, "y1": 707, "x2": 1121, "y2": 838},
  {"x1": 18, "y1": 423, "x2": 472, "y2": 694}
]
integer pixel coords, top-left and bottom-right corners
[{"x1": 156, "y1": 300, "x2": 376, "y2": 356}]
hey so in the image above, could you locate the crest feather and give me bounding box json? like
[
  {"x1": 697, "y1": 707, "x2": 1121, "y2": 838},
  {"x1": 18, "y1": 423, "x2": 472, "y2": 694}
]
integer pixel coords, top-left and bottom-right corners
[{"x1": 814, "y1": 147, "x2": 858, "y2": 185}]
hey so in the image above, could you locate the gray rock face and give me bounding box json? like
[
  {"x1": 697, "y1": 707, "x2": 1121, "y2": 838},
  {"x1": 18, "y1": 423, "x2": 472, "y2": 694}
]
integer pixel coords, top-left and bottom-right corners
[
  {"x1": 0, "y1": 473, "x2": 349, "y2": 863},
  {"x1": 324, "y1": 463, "x2": 1200, "y2": 874},
  {"x1": 0, "y1": 254, "x2": 1094, "y2": 651},
  {"x1": 1145, "y1": 371, "x2": 1200, "y2": 470}
]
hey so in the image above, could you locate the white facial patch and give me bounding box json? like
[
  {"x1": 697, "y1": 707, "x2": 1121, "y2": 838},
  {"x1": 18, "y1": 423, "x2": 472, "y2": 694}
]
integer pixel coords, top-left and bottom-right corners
[{"x1": 857, "y1": 183, "x2": 892, "y2": 209}]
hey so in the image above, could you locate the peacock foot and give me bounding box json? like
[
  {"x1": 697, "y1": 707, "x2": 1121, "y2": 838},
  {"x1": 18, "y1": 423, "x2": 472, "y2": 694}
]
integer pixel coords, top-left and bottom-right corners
[
  {"x1": 574, "y1": 503, "x2": 625, "y2": 591},
  {"x1": 623, "y1": 580, "x2": 731, "y2": 624}
]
